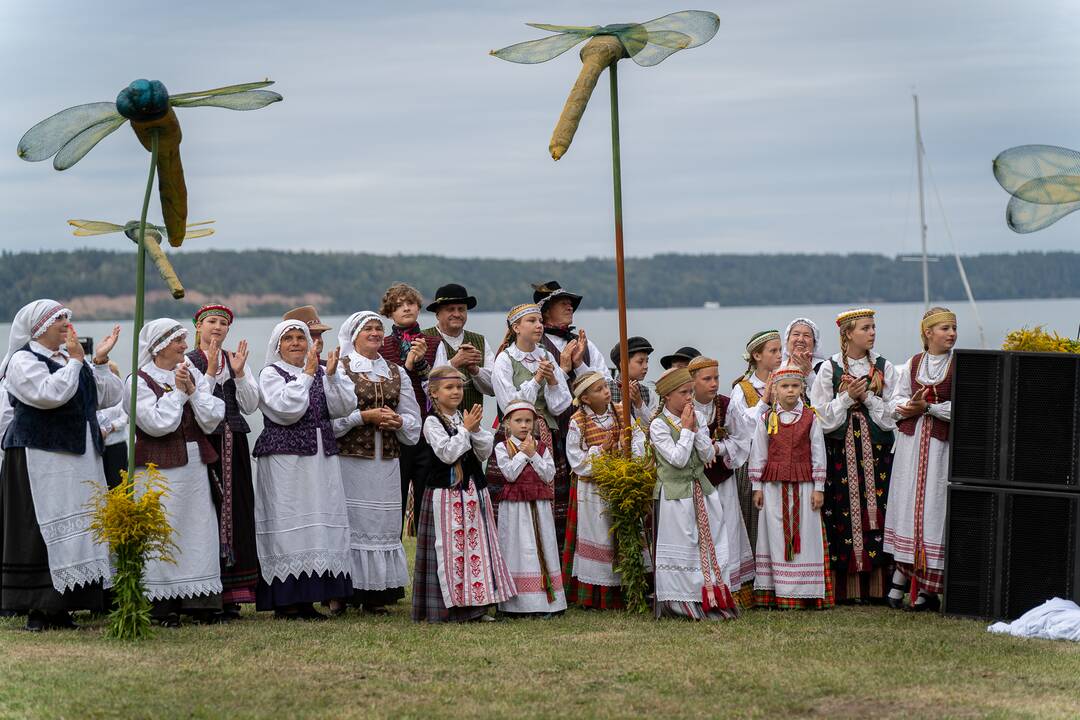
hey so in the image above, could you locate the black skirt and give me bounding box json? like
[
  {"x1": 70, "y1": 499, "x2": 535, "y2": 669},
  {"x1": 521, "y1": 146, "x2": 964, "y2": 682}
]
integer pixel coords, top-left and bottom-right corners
[
  {"x1": 102, "y1": 442, "x2": 128, "y2": 489},
  {"x1": 207, "y1": 432, "x2": 260, "y2": 605},
  {"x1": 1, "y1": 447, "x2": 105, "y2": 613}
]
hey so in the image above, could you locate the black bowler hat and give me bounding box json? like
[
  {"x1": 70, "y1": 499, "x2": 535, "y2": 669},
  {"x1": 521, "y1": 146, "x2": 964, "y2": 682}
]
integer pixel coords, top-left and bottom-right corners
[
  {"x1": 659, "y1": 346, "x2": 701, "y2": 370},
  {"x1": 610, "y1": 336, "x2": 654, "y2": 368},
  {"x1": 426, "y1": 283, "x2": 478, "y2": 313},
  {"x1": 531, "y1": 281, "x2": 583, "y2": 312}
]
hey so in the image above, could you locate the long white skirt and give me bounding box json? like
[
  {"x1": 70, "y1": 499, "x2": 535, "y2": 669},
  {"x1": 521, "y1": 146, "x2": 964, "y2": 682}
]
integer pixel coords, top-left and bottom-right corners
[
  {"x1": 339, "y1": 450, "x2": 409, "y2": 592},
  {"x1": 25, "y1": 426, "x2": 113, "y2": 592},
  {"x1": 714, "y1": 477, "x2": 755, "y2": 587},
  {"x1": 884, "y1": 418, "x2": 948, "y2": 571},
  {"x1": 254, "y1": 430, "x2": 351, "y2": 584},
  {"x1": 572, "y1": 479, "x2": 620, "y2": 586},
  {"x1": 754, "y1": 482, "x2": 825, "y2": 599},
  {"x1": 498, "y1": 499, "x2": 567, "y2": 613},
  {"x1": 139, "y1": 441, "x2": 222, "y2": 600},
  {"x1": 654, "y1": 486, "x2": 732, "y2": 604}
]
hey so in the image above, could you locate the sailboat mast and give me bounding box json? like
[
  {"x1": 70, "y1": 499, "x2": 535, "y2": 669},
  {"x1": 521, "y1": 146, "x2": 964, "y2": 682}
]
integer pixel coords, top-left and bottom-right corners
[{"x1": 914, "y1": 93, "x2": 929, "y2": 309}]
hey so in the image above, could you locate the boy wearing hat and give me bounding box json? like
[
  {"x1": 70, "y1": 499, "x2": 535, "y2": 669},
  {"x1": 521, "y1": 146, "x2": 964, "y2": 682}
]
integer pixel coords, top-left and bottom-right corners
[
  {"x1": 421, "y1": 283, "x2": 495, "y2": 412},
  {"x1": 659, "y1": 346, "x2": 701, "y2": 371},
  {"x1": 608, "y1": 336, "x2": 655, "y2": 422}
]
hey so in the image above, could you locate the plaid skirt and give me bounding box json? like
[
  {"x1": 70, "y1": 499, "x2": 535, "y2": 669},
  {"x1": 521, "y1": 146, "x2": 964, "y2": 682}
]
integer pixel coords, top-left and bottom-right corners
[
  {"x1": 410, "y1": 488, "x2": 490, "y2": 623},
  {"x1": 561, "y1": 477, "x2": 625, "y2": 610}
]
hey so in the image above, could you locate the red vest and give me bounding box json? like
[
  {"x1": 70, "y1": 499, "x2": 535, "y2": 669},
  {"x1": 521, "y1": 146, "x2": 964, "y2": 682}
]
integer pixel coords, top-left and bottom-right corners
[
  {"x1": 896, "y1": 353, "x2": 953, "y2": 442},
  {"x1": 760, "y1": 408, "x2": 814, "y2": 483},
  {"x1": 704, "y1": 394, "x2": 734, "y2": 486},
  {"x1": 499, "y1": 440, "x2": 554, "y2": 502},
  {"x1": 133, "y1": 371, "x2": 219, "y2": 470}
]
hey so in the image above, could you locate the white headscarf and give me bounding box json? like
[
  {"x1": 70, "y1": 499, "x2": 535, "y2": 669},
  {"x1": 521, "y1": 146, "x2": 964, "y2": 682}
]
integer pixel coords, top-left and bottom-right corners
[
  {"x1": 0, "y1": 299, "x2": 71, "y2": 379},
  {"x1": 137, "y1": 318, "x2": 188, "y2": 369},
  {"x1": 781, "y1": 317, "x2": 825, "y2": 366},
  {"x1": 265, "y1": 319, "x2": 312, "y2": 367},
  {"x1": 337, "y1": 311, "x2": 384, "y2": 353}
]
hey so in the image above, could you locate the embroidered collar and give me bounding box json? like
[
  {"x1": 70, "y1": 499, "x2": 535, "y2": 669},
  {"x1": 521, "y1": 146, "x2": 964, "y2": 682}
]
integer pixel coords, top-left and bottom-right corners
[
  {"x1": 348, "y1": 351, "x2": 391, "y2": 379},
  {"x1": 508, "y1": 344, "x2": 547, "y2": 364}
]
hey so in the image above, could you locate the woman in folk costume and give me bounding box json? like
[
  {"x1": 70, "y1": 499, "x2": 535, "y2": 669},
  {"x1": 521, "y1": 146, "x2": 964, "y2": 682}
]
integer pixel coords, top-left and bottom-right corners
[
  {"x1": 252, "y1": 320, "x2": 355, "y2": 619},
  {"x1": 884, "y1": 307, "x2": 957, "y2": 612},
  {"x1": 649, "y1": 367, "x2": 739, "y2": 621},
  {"x1": 809, "y1": 308, "x2": 899, "y2": 603},
  {"x1": 413, "y1": 365, "x2": 514, "y2": 622},
  {"x1": 495, "y1": 397, "x2": 566, "y2": 617},
  {"x1": 185, "y1": 304, "x2": 260, "y2": 618},
  {"x1": 130, "y1": 319, "x2": 226, "y2": 626},
  {"x1": 333, "y1": 311, "x2": 419, "y2": 615},
  {"x1": 687, "y1": 356, "x2": 755, "y2": 606},
  {"x1": 749, "y1": 366, "x2": 833, "y2": 609},
  {"x1": 562, "y1": 371, "x2": 646, "y2": 610},
  {"x1": 488, "y1": 303, "x2": 573, "y2": 551},
  {"x1": 781, "y1": 318, "x2": 826, "y2": 397},
  {"x1": 0, "y1": 301, "x2": 121, "y2": 631}
]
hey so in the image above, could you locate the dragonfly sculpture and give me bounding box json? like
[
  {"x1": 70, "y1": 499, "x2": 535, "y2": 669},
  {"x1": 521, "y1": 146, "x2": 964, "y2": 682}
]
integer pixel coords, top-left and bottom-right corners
[
  {"x1": 491, "y1": 11, "x2": 719, "y2": 160},
  {"x1": 18, "y1": 79, "x2": 280, "y2": 245},
  {"x1": 993, "y1": 145, "x2": 1080, "y2": 233},
  {"x1": 67, "y1": 219, "x2": 216, "y2": 299}
]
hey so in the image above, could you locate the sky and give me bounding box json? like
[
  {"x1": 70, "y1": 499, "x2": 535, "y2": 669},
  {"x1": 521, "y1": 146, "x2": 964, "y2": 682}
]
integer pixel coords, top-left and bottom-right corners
[{"x1": 1, "y1": 0, "x2": 1079, "y2": 260}]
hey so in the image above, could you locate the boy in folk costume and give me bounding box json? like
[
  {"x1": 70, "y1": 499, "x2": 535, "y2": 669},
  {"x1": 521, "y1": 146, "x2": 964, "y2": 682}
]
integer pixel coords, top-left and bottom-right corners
[
  {"x1": 649, "y1": 368, "x2": 738, "y2": 621},
  {"x1": 687, "y1": 356, "x2": 755, "y2": 606},
  {"x1": 608, "y1": 336, "x2": 656, "y2": 423},
  {"x1": 884, "y1": 307, "x2": 957, "y2": 612},
  {"x1": 809, "y1": 308, "x2": 898, "y2": 603},
  {"x1": 412, "y1": 365, "x2": 515, "y2": 622},
  {"x1": 495, "y1": 397, "x2": 567, "y2": 617},
  {"x1": 563, "y1": 371, "x2": 647, "y2": 610},
  {"x1": 749, "y1": 366, "x2": 833, "y2": 609}
]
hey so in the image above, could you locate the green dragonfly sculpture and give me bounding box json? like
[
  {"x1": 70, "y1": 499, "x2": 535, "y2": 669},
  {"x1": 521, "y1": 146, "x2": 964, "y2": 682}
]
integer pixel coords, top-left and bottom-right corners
[
  {"x1": 993, "y1": 145, "x2": 1080, "y2": 233},
  {"x1": 18, "y1": 79, "x2": 280, "y2": 245},
  {"x1": 491, "y1": 10, "x2": 719, "y2": 159}
]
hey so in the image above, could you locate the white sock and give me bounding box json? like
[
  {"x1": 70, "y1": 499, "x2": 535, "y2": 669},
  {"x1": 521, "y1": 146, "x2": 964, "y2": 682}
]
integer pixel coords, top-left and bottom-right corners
[{"x1": 888, "y1": 569, "x2": 906, "y2": 600}]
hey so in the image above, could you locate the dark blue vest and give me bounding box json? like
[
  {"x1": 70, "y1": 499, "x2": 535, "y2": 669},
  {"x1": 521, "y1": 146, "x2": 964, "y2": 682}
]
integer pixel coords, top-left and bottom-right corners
[{"x1": 2, "y1": 344, "x2": 104, "y2": 456}]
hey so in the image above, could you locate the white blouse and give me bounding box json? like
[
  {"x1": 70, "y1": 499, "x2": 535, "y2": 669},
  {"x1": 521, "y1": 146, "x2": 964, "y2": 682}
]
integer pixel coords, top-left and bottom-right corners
[
  {"x1": 201, "y1": 349, "x2": 260, "y2": 416},
  {"x1": 430, "y1": 328, "x2": 495, "y2": 397},
  {"x1": 331, "y1": 352, "x2": 421, "y2": 446},
  {"x1": 543, "y1": 332, "x2": 611, "y2": 380},
  {"x1": 747, "y1": 400, "x2": 827, "y2": 492},
  {"x1": 258, "y1": 361, "x2": 356, "y2": 426},
  {"x1": 565, "y1": 405, "x2": 647, "y2": 477},
  {"x1": 129, "y1": 362, "x2": 224, "y2": 437},
  {"x1": 890, "y1": 350, "x2": 952, "y2": 422},
  {"x1": 422, "y1": 412, "x2": 495, "y2": 464},
  {"x1": 491, "y1": 344, "x2": 572, "y2": 416},
  {"x1": 694, "y1": 394, "x2": 751, "y2": 471},
  {"x1": 495, "y1": 440, "x2": 556, "y2": 484},
  {"x1": 649, "y1": 407, "x2": 716, "y2": 469},
  {"x1": 728, "y1": 372, "x2": 768, "y2": 433},
  {"x1": 809, "y1": 352, "x2": 899, "y2": 434},
  {"x1": 6, "y1": 341, "x2": 123, "y2": 412}
]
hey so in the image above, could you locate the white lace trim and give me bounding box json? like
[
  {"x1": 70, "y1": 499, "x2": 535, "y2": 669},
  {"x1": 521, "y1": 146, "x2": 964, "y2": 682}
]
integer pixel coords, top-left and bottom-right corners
[
  {"x1": 350, "y1": 531, "x2": 406, "y2": 552},
  {"x1": 144, "y1": 577, "x2": 223, "y2": 601},
  {"x1": 260, "y1": 549, "x2": 351, "y2": 584},
  {"x1": 52, "y1": 558, "x2": 114, "y2": 593}
]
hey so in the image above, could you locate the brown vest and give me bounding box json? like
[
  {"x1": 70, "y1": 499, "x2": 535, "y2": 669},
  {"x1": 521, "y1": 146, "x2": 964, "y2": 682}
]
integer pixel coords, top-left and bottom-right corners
[
  {"x1": 896, "y1": 352, "x2": 953, "y2": 442},
  {"x1": 133, "y1": 370, "x2": 219, "y2": 470},
  {"x1": 338, "y1": 356, "x2": 402, "y2": 459},
  {"x1": 704, "y1": 394, "x2": 734, "y2": 486}
]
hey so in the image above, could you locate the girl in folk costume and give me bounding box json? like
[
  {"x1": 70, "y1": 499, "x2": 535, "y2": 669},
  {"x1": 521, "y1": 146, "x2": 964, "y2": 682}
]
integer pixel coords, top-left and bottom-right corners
[
  {"x1": 333, "y1": 311, "x2": 419, "y2": 615},
  {"x1": 488, "y1": 303, "x2": 573, "y2": 551},
  {"x1": 186, "y1": 304, "x2": 261, "y2": 618},
  {"x1": 650, "y1": 368, "x2": 739, "y2": 621},
  {"x1": 495, "y1": 397, "x2": 567, "y2": 616},
  {"x1": 809, "y1": 308, "x2": 899, "y2": 603},
  {"x1": 1, "y1": 301, "x2": 122, "y2": 631},
  {"x1": 749, "y1": 366, "x2": 833, "y2": 609},
  {"x1": 130, "y1": 319, "x2": 226, "y2": 626},
  {"x1": 412, "y1": 365, "x2": 515, "y2": 622},
  {"x1": 782, "y1": 318, "x2": 826, "y2": 397},
  {"x1": 563, "y1": 371, "x2": 647, "y2": 610},
  {"x1": 884, "y1": 307, "x2": 957, "y2": 612},
  {"x1": 252, "y1": 320, "x2": 355, "y2": 619},
  {"x1": 688, "y1": 356, "x2": 755, "y2": 606}
]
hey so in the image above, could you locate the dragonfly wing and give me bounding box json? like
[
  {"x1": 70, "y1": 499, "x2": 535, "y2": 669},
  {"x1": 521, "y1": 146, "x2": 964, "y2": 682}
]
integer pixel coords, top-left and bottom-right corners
[
  {"x1": 171, "y1": 89, "x2": 282, "y2": 111},
  {"x1": 640, "y1": 10, "x2": 720, "y2": 48},
  {"x1": 994, "y1": 145, "x2": 1080, "y2": 201},
  {"x1": 185, "y1": 220, "x2": 216, "y2": 228},
  {"x1": 526, "y1": 23, "x2": 600, "y2": 34},
  {"x1": 17, "y1": 102, "x2": 120, "y2": 162},
  {"x1": 491, "y1": 31, "x2": 591, "y2": 64},
  {"x1": 1006, "y1": 195, "x2": 1080, "y2": 233},
  {"x1": 180, "y1": 228, "x2": 215, "y2": 239},
  {"x1": 627, "y1": 30, "x2": 692, "y2": 66},
  {"x1": 52, "y1": 115, "x2": 126, "y2": 170},
  {"x1": 168, "y1": 80, "x2": 275, "y2": 101},
  {"x1": 68, "y1": 220, "x2": 126, "y2": 236}
]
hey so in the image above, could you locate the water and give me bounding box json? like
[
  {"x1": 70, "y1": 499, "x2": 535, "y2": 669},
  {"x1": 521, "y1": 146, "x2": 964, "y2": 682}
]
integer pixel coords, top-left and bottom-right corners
[{"x1": 2, "y1": 297, "x2": 1076, "y2": 435}]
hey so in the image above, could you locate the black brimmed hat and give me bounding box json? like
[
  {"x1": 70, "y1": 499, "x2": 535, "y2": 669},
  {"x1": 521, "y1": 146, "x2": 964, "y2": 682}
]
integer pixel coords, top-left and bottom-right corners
[
  {"x1": 531, "y1": 281, "x2": 583, "y2": 312},
  {"x1": 609, "y1": 336, "x2": 654, "y2": 368},
  {"x1": 426, "y1": 283, "x2": 478, "y2": 313},
  {"x1": 659, "y1": 346, "x2": 701, "y2": 370}
]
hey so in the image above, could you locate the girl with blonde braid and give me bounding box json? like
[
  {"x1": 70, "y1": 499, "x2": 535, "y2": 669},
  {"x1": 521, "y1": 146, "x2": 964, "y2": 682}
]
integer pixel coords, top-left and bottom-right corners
[{"x1": 809, "y1": 308, "x2": 899, "y2": 604}]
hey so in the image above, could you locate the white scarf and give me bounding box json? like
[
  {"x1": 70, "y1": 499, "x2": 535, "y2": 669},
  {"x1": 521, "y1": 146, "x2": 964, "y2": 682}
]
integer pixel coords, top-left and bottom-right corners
[
  {"x1": 265, "y1": 320, "x2": 312, "y2": 367},
  {"x1": 0, "y1": 299, "x2": 70, "y2": 379}
]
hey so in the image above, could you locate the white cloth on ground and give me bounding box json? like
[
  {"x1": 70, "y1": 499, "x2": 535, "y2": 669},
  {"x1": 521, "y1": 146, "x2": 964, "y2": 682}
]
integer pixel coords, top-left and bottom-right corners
[{"x1": 988, "y1": 598, "x2": 1080, "y2": 642}]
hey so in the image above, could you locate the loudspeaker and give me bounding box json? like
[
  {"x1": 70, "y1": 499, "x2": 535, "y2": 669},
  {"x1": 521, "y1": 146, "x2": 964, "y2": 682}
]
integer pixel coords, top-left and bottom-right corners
[{"x1": 944, "y1": 484, "x2": 1080, "y2": 619}]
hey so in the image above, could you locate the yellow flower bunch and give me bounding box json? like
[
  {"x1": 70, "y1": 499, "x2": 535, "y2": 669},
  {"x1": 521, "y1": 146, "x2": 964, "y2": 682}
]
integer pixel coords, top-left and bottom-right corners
[{"x1": 1002, "y1": 326, "x2": 1080, "y2": 354}]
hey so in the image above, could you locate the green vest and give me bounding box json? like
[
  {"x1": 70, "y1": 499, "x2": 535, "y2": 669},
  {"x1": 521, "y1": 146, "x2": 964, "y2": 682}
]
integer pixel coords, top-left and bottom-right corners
[
  {"x1": 826, "y1": 356, "x2": 893, "y2": 446},
  {"x1": 508, "y1": 353, "x2": 558, "y2": 430},
  {"x1": 422, "y1": 327, "x2": 487, "y2": 412},
  {"x1": 652, "y1": 416, "x2": 714, "y2": 501}
]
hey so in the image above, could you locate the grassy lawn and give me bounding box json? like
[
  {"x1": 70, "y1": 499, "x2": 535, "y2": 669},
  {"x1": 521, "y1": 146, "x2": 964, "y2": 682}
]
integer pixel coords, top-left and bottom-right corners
[{"x1": 2, "y1": 558, "x2": 1079, "y2": 719}]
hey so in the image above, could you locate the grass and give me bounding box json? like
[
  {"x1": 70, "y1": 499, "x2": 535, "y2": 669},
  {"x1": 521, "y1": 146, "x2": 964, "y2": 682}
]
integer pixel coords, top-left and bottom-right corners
[{"x1": 2, "y1": 546, "x2": 1079, "y2": 719}]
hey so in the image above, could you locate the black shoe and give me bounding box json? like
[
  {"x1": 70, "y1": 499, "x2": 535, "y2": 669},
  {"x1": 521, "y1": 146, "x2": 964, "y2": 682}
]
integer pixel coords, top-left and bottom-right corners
[
  {"x1": 294, "y1": 604, "x2": 328, "y2": 621},
  {"x1": 887, "y1": 578, "x2": 909, "y2": 610},
  {"x1": 193, "y1": 610, "x2": 230, "y2": 625},
  {"x1": 46, "y1": 612, "x2": 78, "y2": 630},
  {"x1": 156, "y1": 612, "x2": 182, "y2": 628},
  {"x1": 362, "y1": 605, "x2": 390, "y2": 616},
  {"x1": 24, "y1": 611, "x2": 47, "y2": 632},
  {"x1": 223, "y1": 603, "x2": 243, "y2": 620},
  {"x1": 909, "y1": 593, "x2": 941, "y2": 613}
]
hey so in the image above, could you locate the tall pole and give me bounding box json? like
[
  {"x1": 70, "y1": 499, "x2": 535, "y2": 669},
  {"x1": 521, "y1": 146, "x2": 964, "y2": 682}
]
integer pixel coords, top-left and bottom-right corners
[
  {"x1": 914, "y1": 93, "x2": 929, "y2": 309},
  {"x1": 609, "y1": 62, "x2": 632, "y2": 440},
  {"x1": 127, "y1": 129, "x2": 160, "y2": 478}
]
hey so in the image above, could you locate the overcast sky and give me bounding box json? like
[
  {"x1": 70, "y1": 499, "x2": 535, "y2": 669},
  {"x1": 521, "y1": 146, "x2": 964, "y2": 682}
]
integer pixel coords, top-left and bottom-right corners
[{"x1": 1, "y1": 0, "x2": 1079, "y2": 260}]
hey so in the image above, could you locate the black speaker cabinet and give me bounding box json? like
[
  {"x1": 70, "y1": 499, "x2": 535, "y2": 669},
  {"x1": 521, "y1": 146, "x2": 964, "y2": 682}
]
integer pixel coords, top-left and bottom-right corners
[
  {"x1": 944, "y1": 484, "x2": 1080, "y2": 619},
  {"x1": 950, "y1": 350, "x2": 1080, "y2": 491}
]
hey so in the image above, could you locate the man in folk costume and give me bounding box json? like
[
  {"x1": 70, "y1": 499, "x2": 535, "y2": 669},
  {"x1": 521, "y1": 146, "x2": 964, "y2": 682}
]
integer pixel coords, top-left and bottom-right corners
[
  {"x1": 186, "y1": 303, "x2": 260, "y2": 619},
  {"x1": 884, "y1": 307, "x2": 957, "y2": 612},
  {"x1": 687, "y1": 355, "x2": 755, "y2": 606},
  {"x1": 810, "y1": 308, "x2": 899, "y2": 603},
  {"x1": 131, "y1": 319, "x2": 226, "y2": 626},
  {"x1": 532, "y1": 281, "x2": 610, "y2": 386},
  {"x1": 1, "y1": 301, "x2": 122, "y2": 631},
  {"x1": 282, "y1": 305, "x2": 332, "y2": 359}
]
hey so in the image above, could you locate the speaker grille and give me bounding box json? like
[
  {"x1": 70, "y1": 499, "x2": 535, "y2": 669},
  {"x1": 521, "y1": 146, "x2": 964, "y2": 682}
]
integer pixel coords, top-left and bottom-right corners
[
  {"x1": 951, "y1": 353, "x2": 1003, "y2": 483},
  {"x1": 1010, "y1": 356, "x2": 1078, "y2": 488},
  {"x1": 1003, "y1": 493, "x2": 1077, "y2": 619},
  {"x1": 944, "y1": 487, "x2": 997, "y2": 618}
]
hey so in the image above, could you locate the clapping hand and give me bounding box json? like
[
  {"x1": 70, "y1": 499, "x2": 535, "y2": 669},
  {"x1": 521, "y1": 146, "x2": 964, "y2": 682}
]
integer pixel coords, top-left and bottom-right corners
[
  {"x1": 897, "y1": 388, "x2": 927, "y2": 418},
  {"x1": 462, "y1": 403, "x2": 484, "y2": 433},
  {"x1": 174, "y1": 363, "x2": 196, "y2": 394},
  {"x1": 93, "y1": 325, "x2": 121, "y2": 364},
  {"x1": 325, "y1": 347, "x2": 340, "y2": 377},
  {"x1": 405, "y1": 337, "x2": 428, "y2": 370},
  {"x1": 303, "y1": 346, "x2": 319, "y2": 377},
  {"x1": 791, "y1": 348, "x2": 813, "y2": 376},
  {"x1": 230, "y1": 340, "x2": 249, "y2": 378},
  {"x1": 206, "y1": 338, "x2": 222, "y2": 377},
  {"x1": 519, "y1": 433, "x2": 537, "y2": 457},
  {"x1": 64, "y1": 322, "x2": 85, "y2": 361}
]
